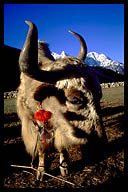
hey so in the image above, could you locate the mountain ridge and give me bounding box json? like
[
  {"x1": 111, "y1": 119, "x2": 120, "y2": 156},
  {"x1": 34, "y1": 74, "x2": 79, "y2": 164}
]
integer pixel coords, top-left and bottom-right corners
[
  {"x1": 51, "y1": 51, "x2": 124, "y2": 75},
  {"x1": 4, "y1": 45, "x2": 124, "y2": 91}
]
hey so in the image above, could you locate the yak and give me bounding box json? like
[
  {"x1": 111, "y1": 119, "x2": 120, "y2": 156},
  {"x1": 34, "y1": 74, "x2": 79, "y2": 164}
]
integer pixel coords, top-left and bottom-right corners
[{"x1": 17, "y1": 21, "x2": 107, "y2": 181}]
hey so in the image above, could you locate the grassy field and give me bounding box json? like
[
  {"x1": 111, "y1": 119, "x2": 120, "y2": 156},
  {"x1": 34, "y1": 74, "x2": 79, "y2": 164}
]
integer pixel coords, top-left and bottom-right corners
[
  {"x1": 4, "y1": 86, "x2": 124, "y2": 114},
  {"x1": 4, "y1": 98, "x2": 17, "y2": 114},
  {"x1": 3, "y1": 86, "x2": 124, "y2": 189},
  {"x1": 101, "y1": 86, "x2": 124, "y2": 104}
]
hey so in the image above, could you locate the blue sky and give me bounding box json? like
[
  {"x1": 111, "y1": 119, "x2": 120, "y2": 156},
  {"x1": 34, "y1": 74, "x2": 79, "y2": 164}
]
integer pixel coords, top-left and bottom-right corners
[{"x1": 4, "y1": 4, "x2": 124, "y2": 63}]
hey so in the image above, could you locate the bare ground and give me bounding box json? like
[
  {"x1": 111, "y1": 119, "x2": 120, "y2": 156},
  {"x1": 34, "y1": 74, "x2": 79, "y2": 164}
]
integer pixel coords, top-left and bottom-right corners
[{"x1": 3, "y1": 86, "x2": 124, "y2": 190}]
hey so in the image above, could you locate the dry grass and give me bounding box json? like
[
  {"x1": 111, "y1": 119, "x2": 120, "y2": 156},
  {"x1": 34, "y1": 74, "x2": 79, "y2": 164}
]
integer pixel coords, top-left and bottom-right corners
[{"x1": 3, "y1": 87, "x2": 124, "y2": 189}]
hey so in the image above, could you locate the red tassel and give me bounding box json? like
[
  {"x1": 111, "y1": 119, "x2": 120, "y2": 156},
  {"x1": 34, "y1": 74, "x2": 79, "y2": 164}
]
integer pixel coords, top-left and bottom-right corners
[{"x1": 34, "y1": 110, "x2": 52, "y2": 122}]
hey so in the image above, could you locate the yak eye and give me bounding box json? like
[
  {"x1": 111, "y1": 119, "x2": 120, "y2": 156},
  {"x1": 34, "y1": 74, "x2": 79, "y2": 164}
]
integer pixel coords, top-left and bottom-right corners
[
  {"x1": 65, "y1": 89, "x2": 88, "y2": 109},
  {"x1": 67, "y1": 95, "x2": 88, "y2": 110},
  {"x1": 69, "y1": 96, "x2": 83, "y2": 104}
]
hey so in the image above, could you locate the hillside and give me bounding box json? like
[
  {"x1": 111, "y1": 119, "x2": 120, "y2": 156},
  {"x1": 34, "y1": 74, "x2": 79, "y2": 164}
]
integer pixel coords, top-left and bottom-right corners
[
  {"x1": 4, "y1": 45, "x2": 21, "y2": 91},
  {"x1": 4, "y1": 46, "x2": 124, "y2": 92}
]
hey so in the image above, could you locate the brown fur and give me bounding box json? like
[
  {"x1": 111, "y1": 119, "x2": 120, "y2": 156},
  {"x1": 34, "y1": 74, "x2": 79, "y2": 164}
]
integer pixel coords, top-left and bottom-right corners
[{"x1": 17, "y1": 42, "x2": 106, "y2": 180}]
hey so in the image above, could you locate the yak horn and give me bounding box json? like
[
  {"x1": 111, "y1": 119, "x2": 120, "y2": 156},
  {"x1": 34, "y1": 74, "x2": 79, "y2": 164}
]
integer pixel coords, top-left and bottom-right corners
[
  {"x1": 19, "y1": 21, "x2": 56, "y2": 83},
  {"x1": 19, "y1": 21, "x2": 39, "y2": 76},
  {"x1": 68, "y1": 30, "x2": 87, "y2": 61},
  {"x1": 19, "y1": 21, "x2": 85, "y2": 83},
  {"x1": 19, "y1": 21, "x2": 69, "y2": 83}
]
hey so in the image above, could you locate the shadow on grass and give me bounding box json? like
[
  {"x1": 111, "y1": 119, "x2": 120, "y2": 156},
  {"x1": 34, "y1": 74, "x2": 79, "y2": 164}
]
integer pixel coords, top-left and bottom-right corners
[
  {"x1": 3, "y1": 141, "x2": 31, "y2": 178},
  {"x1": 72, "y1": 135, "x2": 124, "y2": 170},
  {"x1": 101, "y1": 105, "x2": 124, "y2": 117},
  {"x1": 83, "y1": 173, "x2": 125, "y2": 192},
  {"x1": 3, "y1": 104, "x2": 125, "y2": 188},
  {"x1": 4, "y1": 113, "x2": 19, "y2": 124}
]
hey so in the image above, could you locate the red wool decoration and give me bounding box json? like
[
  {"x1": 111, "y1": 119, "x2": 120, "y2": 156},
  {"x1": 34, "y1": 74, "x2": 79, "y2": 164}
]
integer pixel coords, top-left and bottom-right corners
[{"x1": 34, "y1": 110, "x2": 52, "y2": 122}]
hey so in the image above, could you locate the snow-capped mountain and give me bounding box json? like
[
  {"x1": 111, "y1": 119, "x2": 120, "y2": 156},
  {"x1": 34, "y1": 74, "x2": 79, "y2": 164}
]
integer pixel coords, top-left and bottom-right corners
[
  {"x1": 51, "y1": 51, "x2": 124, "y2": 75},
  {"x1": 52, "y1": 51, "x2": 68, "y2": 59},
  {"x1": 85, "y1": 52, "x2": 124, "y2": 75}
]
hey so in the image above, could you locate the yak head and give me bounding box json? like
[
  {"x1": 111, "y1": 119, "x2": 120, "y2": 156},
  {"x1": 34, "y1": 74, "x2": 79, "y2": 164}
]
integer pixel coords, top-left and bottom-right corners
[{"x1": 18, "y1": 21, "x2": 106, "y2": 149}]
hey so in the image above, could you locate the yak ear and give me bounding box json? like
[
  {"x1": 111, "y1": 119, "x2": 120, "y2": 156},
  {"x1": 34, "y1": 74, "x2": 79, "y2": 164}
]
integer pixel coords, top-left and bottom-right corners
[
  {"x1": 68, "y1": 30, "x2": 87, "y2": 61},
  {"x1": 38, "y1": 41, "x2": 55, "y2": 63}
]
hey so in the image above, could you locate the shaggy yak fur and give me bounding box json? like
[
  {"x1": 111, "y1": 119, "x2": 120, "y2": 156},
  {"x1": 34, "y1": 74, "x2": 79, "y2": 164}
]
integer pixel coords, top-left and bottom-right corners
[{"x1": 17, "y1": 21, "x2": 107, "y2": 181}]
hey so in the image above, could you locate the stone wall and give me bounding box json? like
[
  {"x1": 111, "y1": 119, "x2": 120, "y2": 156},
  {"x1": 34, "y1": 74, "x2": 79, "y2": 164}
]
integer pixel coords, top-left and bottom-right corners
[
  {"x1": 4, "y1": 82, "x2": 124, "y2": 99},
  {"x1": 101, "y1": 81, "x2": 124, "y2": 88}
]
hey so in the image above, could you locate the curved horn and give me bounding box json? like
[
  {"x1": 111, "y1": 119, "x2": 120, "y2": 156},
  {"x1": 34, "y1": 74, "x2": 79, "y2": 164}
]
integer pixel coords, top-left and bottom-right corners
[
  {"x1": 68, "y1": 30, "x2": 87, "y2": 61},
  {"x1": 19, "y1": 21, "x2": 81, "y2": 83},
  {"x1": 19, "y1": 21, "x2": 68, "y2": 83},
  {"x1": 19, "y1": 21, "x2": 38, "y2": 75}
]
